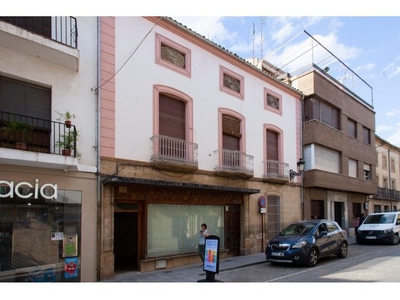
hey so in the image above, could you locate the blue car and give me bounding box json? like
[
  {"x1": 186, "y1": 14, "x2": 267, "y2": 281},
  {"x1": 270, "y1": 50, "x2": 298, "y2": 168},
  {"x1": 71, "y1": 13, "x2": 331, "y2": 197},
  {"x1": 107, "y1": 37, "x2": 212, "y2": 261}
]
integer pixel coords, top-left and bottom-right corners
[{"x1": 265, "y1": 219, "x2": 348, "y2": 267}]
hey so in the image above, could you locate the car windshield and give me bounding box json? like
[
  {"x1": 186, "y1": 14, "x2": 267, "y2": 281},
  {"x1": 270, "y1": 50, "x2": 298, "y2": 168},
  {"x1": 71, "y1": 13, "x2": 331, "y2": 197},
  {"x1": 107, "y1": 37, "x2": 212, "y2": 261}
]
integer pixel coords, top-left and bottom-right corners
[
  {"x1": 280, "y1": 223, "x2": 315, "y2": 236},
  {"x1": 364, "y1": 213, "x2": 395, "y2": 224}
]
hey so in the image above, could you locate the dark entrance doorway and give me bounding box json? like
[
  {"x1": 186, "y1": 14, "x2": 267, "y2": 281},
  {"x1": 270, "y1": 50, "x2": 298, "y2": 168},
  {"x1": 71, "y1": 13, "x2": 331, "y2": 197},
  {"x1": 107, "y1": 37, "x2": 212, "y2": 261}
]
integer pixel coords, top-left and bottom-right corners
[
  {"x1": 114, "y1": 211, "x2": 138, "y2": 273},
  {"x1": 334, "y1": 202, "x2": 344, "y2": 228}
]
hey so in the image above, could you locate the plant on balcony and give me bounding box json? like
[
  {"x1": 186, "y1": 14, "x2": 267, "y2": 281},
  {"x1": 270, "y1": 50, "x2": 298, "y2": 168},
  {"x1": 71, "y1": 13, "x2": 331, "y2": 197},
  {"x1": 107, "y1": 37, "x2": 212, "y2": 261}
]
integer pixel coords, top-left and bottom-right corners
[
  {"x1": 56, "y1": 130, "x2": 78, "y2": 156},
  {"x1": 3, "y1": 120, "x2": 34, "y2": 150},
  {"x1": 56, "y1": 111, "x2": 76, "y2": 128}
]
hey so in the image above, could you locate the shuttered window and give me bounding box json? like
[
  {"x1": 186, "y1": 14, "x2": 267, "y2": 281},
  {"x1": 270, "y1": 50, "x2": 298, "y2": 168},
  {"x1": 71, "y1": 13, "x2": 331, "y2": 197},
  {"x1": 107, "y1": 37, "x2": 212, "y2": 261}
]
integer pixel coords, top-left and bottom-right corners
[
  {"x1": 267, "y1": 130, "x2": 278, "y2": 161},
  {"x1": 0, "y1": 76, "x2": 51, "y2": 122},
  {"x1": 159, "y1": 94, "x2": 185, "y2": 140},
  {"x1": 222, "y1": 115, "x2": 240, "y2": 150}
]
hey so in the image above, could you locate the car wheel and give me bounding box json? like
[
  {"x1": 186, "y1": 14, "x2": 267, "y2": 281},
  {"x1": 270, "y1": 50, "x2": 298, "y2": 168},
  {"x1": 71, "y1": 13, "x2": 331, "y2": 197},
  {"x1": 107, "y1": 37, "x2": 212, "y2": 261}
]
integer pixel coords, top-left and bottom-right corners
[
  {"x1": 337, "y1": 241, "x2": 348, "y2": 258},
  {"x1": 392, "y1": 234, "x2": 400, "y2": 245},
  {"x1": 307, "y1": 248, "x2": 318, "y2": 267}
]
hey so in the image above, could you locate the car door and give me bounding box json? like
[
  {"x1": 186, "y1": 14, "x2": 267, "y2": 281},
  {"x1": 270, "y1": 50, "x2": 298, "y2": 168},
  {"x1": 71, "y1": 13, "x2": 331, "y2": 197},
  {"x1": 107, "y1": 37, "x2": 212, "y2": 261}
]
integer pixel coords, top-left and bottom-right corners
[
  {"x1": 315, "y1": 222, "x2": 330, "y2": 257},
  {"x1": 326, "y1": 221, "x2": 341, "y2": 253}
]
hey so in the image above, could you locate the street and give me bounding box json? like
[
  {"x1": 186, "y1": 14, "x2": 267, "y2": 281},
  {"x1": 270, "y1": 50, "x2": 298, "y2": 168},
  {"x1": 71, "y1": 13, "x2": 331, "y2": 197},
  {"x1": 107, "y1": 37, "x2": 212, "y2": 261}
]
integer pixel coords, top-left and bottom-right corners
[{"x1": 215, "y1": 243, "x2": 400, "y2": 282}]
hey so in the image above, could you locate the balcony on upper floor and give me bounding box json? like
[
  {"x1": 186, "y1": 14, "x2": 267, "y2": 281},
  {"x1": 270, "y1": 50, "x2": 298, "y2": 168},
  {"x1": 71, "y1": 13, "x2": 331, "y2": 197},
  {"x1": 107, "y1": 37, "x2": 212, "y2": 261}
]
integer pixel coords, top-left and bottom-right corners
[
  {"x1": 214, "y1": 149, "x2": 254, "y2": 179},
  {"x1": 0, "y1": 17, "x2": 79, "y2": 71},
  {"x1": 0, "y1": 111, "x2": 79, "y2": 171},
  {"x1": 263, "y1": 160, "x2": 289, "y2": 183},
  {"x1": 375, "y1": 187, "x2": 400, "y2": 201},
  {"x1": 150, "y1": 135, "x2": 198, "y2": 172}
]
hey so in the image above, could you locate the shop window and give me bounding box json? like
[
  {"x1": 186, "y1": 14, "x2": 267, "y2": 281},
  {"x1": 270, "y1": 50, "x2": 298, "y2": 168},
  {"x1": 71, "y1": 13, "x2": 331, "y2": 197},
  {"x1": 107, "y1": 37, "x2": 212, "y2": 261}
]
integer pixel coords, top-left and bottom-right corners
[
  {"x1": 0, "y1": 186, "x2": 82, "y2": 282},
  {"x1": 147, "y1": 204, "x2": 224, "y2": 257}
]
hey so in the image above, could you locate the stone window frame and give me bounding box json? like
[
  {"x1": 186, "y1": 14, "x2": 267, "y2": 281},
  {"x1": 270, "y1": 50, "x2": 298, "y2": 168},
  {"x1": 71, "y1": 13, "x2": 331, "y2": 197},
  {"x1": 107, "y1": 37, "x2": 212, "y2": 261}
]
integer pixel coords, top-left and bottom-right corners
[
  {"x1": 264, "y1": 88, "x2": 282, "y2": 115},
  {"x1": 155, "y1": 33, "x2": 191, "y2": 78},
  {"x1": 219, "y1": 66, "x2": 244, "y2": 100}
]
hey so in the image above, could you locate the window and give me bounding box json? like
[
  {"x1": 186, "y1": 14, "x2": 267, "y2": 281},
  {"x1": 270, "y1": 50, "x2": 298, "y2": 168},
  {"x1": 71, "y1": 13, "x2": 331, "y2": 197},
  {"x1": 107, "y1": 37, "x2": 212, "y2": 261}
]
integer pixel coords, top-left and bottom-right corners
[
  {"x1": 267, "y1": 195, "x2": 280, "y2": 238},
  {"x1": 265, "y1": 127, "x2": 284, "y2": 176},
  {"x1": 315, "y1": 145, "x2": 340, "y2": 174},
  {"x1": 363, "y1": 126, "x2": 371, "y2": 145},
  {"x1": 155, "y1": 34, "x2": 191, "y2": 77},
  {"x1": 364, "y1": 163, "x2": 372, "y2": 180},
  {"x1": 391, "y1": 157, "x2": 396, "y2": 172},
  {"x1": 348, "y1": 159, "x2": 357, "y2": 178},
  {"x1": 222, "y1": 115, "x2": 241, "y2": 167},
  {"x1": 264, "y1": 88, "x2": 282, "y2": 115},
  {"x1": 382, "y1": 154, "x2": 388, "y2": 170},
  {"x1": 347, "y1": 118, "x2": 357, "y2": 138},
  {"x1": 220, "y1": 66, "x2": 244, "y2": 99},
  {"x1": 303, "y1": 97, "x2": 340, "y2": 130},
  {"x1": 383, "y1": 178, "x2": 388, "y2": 188}
]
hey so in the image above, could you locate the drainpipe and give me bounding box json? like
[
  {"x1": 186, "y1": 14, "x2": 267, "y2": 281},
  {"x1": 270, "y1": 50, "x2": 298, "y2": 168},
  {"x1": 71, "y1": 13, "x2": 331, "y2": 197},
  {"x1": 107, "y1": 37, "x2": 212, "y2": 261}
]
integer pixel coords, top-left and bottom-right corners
[
  {"x1": 95, "y1": 16, "x2": 101, "y2": 281},
  {"x1": 300, "y1": 95, "x2": 305, "y2": 220}
]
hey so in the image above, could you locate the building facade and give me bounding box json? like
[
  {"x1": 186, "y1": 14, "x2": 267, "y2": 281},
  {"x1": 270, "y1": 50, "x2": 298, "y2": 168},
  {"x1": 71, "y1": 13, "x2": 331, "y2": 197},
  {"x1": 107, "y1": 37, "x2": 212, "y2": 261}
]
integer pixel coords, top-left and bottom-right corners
[
  {"x1": 97, "y1": 17, "x2": 304, "y2": 280},
  {"x1": 0, "y1": 17, "x2": 98, "y2": 282},
  {"x1": 369, "y1": 135, "x2": 400, "y2": 212}
]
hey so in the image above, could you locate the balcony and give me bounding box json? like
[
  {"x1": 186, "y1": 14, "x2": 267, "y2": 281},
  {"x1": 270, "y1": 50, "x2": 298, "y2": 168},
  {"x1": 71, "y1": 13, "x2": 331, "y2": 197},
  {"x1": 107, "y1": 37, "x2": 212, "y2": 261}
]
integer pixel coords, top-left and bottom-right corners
[
  {"x1": 214, "y1": 149, "x2": 254, "y2": 179},
  {"x1": 263, "y1": 160, "x2": 289, "y2": 183},
  {"x1": 0, "y1": 17, "x2": 79, "y2": 71},
  {"x1": 375, "y1": 187, "x2": 400, "y2": 201},
  {"x1": 150, "y1": 135, "x2": 198, "y2": 172},
  {"x1": 0, "y1": 111, "x2": 79, "y2": 170}
]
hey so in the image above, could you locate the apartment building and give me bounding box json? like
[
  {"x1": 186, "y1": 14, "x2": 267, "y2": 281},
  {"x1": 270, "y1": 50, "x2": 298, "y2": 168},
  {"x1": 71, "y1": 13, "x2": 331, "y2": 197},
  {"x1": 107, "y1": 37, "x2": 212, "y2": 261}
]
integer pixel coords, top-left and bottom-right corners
[
  {"x1": 261, "y1": 31, "x2": 377, "y2": 237},
  {"x1": 0, "y1": 17, "x2": 98, "y2": 282},
  {"x1": 97, "y1": 17, "x2": 304, "y2": 279},
  {"x1": 370, "y1": 135, "x2": 400, "y2": 212}
]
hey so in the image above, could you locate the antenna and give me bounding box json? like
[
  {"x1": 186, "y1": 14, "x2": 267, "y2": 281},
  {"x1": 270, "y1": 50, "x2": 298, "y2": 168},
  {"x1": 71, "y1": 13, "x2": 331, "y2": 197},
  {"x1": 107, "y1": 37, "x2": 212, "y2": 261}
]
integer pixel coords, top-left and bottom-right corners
[
  {"x1": 260, "y1": 17, "x2": 265, "y2": 60},
  {"x1": 252, "y1": 23, "x2": 255, "y2": 64}
]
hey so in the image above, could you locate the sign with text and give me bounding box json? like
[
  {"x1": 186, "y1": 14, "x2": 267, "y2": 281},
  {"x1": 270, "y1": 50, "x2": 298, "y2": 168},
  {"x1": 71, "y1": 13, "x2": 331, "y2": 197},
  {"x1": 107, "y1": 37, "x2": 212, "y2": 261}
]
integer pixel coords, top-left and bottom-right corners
[{"x1": 203, "y1": 235, "x2": 220, "y2": 274}]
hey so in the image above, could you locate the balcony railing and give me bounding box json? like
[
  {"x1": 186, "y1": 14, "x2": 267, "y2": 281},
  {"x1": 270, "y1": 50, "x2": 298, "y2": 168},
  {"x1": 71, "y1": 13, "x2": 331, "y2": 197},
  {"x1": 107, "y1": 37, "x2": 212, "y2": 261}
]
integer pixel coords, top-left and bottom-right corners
[
  {"x1": 263, "y1": 160, "x2": 289, "y2": 182},
  {"x1": 150, "y1": 135, "x2": 198, "y2": 170},
  {"x1": 0, "y1": 111, "x2": 78, "y2": 157},
  {"x1": 375, "y1": 187, "x2": 400, "y2": 201},
  {"x1": 0, "y1": 17, "x2": 77, "y2": 48},
  {"x1": 214, "y1": 149, "x2": 254, "y2": 178}
]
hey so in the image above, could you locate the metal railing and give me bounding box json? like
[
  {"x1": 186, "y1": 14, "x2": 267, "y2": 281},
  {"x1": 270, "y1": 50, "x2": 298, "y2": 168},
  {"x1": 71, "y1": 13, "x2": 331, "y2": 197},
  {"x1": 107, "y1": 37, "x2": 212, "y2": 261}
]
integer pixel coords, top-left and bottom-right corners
[
  {"x1": 375, "y1": 187, "x2": 400, "y2": 201},
  {"x1": 0, "y1": 111, "x2": 77, "y2": 157},
  {"x1": 0, "y1": 17, "x2": 78, "y2": 48},
  {"x1": 264, "y1": 160, "x2": 289, "y2": 179},
  {"x1": 214, "y1": 149, "x2": 254, "y2": 175},
  {"x1": 150, "y1": 135, "x2": 198, "y2": 167}
]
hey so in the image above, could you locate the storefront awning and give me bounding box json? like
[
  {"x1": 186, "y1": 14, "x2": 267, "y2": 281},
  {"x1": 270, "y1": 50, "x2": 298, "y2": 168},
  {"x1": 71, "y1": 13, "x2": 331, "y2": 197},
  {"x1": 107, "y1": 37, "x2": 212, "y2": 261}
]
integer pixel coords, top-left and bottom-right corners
[{"x1": 102, "y1": 175, "x2": 260, "y2": 194}]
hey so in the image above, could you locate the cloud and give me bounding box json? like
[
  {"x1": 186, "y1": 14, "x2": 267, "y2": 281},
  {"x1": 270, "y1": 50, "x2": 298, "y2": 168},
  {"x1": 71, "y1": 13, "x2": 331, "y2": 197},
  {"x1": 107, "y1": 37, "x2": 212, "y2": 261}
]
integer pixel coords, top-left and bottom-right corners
[
  {"x1": 376, "y1": 124, "x2": 394, "y2": 133},
  {"x1": 354, "y1": 63, "x2": 375, "y2": 72},
  {"x1": 386, "y1": 109, "x2": 400, "y2": 117},
  {"x1": 385, "y1": 124, "x2": 400, "y2": 148}
]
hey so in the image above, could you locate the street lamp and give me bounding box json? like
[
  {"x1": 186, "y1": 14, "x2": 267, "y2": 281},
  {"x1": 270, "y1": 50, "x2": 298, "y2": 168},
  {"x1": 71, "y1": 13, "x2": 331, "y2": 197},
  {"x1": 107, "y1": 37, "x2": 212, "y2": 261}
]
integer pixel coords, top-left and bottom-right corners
[{"x1": 290, "y1": 158, "x2": 305, "y2": 181}]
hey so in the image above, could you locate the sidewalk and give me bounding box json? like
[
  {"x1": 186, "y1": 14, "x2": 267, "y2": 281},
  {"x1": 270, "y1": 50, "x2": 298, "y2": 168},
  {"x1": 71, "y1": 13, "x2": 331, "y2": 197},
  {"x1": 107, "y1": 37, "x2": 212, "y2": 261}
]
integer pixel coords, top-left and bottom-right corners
[{"x1": 104, "y1": 236, "x2": 356, "y2": 282}]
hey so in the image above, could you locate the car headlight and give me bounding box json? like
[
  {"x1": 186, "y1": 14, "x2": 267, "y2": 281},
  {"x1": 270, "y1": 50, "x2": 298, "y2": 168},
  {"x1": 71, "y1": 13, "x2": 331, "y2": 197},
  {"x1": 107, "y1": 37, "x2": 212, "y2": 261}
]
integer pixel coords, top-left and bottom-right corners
[
  {"x1": 384, "y1": 228, "x2": 394, "y2": 234},
  {"x1": 292, "y1": 241, "x2": 307, "y2": 249}
]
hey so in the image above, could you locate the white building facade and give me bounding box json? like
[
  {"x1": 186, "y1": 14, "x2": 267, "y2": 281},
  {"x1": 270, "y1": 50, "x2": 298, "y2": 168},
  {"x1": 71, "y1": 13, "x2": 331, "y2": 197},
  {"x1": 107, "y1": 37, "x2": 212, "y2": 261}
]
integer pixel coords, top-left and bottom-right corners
[
  {"x1": 0, "y1": 17, "x2": 98, "y2": 282},
  {"x1": 98, "y1": 17, "x2": 304, "y2": 279}
]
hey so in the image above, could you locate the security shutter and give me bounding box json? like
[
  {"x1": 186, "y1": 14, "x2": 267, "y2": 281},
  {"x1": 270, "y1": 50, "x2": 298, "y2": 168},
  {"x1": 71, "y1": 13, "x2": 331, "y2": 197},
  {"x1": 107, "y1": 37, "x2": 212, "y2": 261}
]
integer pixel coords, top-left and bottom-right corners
[
  {"x1": 267, "y1": 130, "x2": 278, "y2": 161},
  {"x1": 159, "y1": 94, "x2": 185, "y2": 139}
]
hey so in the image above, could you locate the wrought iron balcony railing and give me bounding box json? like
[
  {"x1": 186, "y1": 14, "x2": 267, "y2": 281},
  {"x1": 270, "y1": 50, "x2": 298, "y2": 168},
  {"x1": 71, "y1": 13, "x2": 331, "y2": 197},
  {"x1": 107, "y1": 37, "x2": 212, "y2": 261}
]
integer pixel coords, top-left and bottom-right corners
[
  {"x1": 0, "y1": 17, "x2": 77, "y2": 48},
  {"x1": 0, "y1": 111, "x2": 78, "y2": 157},
  {"x1": 264, "y1": 160, "x2": 289, "y2": 181},
  {"x1": 214, "y1": 149, "x2": 254, "y2": 177},
  {"x1": 375, "y1": 187, "x2": 400, "y2": 201},
  {"x1": 151, "y1": 135, "x2": 198, "y2": 170}
]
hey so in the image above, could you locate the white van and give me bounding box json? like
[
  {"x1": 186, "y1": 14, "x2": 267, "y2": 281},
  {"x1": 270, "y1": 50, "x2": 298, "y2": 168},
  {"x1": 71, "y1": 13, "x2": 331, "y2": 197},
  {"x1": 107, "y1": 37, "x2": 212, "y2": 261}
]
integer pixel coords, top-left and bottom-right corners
[{"x1": 356, "y1": 211, "x2": 400, "y2": 245}]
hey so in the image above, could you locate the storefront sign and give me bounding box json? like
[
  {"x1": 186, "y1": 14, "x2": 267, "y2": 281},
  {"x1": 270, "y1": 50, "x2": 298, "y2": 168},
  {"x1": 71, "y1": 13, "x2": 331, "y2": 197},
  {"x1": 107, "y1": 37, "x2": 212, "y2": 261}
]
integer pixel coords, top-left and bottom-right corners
[{"x1": 0, "y1": 179, "x2": 57, "y2": 199}]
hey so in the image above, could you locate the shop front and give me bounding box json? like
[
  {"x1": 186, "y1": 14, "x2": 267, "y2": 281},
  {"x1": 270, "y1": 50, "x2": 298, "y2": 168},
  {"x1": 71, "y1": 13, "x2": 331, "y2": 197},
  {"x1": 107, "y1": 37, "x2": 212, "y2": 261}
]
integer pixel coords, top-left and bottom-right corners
[{"x1": 0, "y1": 166, "x2": 97, "y2": 282}]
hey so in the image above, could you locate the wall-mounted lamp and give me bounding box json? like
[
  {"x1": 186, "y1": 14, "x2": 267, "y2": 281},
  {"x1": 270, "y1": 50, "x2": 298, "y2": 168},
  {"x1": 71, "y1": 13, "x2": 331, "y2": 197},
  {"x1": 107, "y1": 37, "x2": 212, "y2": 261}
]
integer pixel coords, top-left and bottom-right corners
[{"x1": 290, "y1": 158, "x2": 305, "y2": 181}]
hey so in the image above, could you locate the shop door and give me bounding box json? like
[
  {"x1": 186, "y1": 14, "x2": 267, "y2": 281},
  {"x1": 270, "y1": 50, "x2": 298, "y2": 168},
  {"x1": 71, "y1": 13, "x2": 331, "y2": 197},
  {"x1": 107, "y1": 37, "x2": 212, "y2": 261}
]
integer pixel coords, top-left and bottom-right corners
[
  {"x1": 225, "y1": 206, "x2": 240, "y2": 255},
  {"x1": 114, "y1": 212, "x2": 138, "y2": 273}
]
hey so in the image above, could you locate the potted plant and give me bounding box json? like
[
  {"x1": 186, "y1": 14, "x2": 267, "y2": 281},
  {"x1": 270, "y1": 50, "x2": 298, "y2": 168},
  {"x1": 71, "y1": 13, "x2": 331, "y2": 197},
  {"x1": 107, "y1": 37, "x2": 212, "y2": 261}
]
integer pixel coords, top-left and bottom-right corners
[
  {"x1": 4, "y1": 120, "x2": 33, "y2": 150},
  {"x1": 56, "y1": 111, "x2": 76, "y2": 128},
  {"x1": 56, "y1": 130, "x2": 78, "y2": 156}
]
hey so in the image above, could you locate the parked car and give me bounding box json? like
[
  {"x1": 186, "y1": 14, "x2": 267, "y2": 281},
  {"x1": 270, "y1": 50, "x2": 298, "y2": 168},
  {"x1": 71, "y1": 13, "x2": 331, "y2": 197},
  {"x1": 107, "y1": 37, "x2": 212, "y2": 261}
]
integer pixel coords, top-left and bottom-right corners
[
  {"x1": 265, "y1": 219, "x2": 348, "y2": 267},
  {"x1": 356, "y1": 211, "x2": 400, "y2": 245}
]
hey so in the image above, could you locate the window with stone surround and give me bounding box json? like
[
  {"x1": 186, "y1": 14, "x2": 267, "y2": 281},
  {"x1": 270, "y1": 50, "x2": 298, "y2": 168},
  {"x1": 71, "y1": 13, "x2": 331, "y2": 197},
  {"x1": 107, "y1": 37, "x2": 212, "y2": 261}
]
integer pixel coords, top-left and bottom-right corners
[
  {"x1": 264, "y1": 88, "x2": 282, "y2": 115},
  {"x1": 220, "y1": 66, "x2": 244, "y2": 99},
  {"x1": 155, "y1": 33, "x2": 191, "y2": 77}
]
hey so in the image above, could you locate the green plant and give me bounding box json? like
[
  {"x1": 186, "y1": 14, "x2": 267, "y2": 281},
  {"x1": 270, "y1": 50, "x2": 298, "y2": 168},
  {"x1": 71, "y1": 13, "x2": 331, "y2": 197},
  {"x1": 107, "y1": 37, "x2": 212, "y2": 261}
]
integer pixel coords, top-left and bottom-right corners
[
  {"x1": 56, "y1": 130, "x2": 78, "y2": 150},
  {"x1": 4, "y1": 120, "x2": 33, "y2": 143},
  {"x1": 56, "y1": 111, "x2": 76, "y2": 122}
]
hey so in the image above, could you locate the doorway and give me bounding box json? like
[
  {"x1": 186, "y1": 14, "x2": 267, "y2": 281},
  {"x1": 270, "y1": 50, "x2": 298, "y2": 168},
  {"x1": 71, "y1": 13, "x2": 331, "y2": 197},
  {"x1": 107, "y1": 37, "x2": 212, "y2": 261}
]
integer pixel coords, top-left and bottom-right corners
[
  {"x1": 114, "y1": 212, "x2": 138, "y2": 273},
  {"x1": 333, "y1": 202, "x2": 344, "y2": 228}
]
